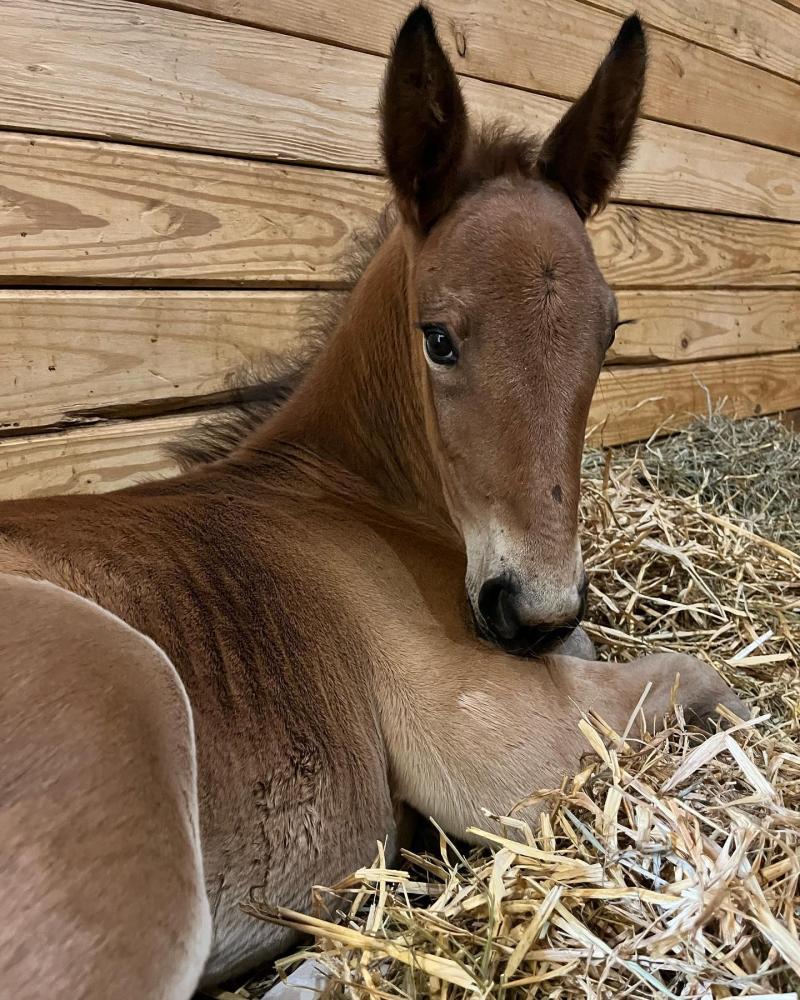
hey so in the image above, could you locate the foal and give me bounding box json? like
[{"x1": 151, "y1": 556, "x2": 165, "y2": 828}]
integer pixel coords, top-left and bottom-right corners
[{"x1": 0, "y1": 7, "x2": 744, "y2": 997}]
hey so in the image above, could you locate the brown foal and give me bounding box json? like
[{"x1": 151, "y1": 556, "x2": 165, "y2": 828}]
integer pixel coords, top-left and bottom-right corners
[{"x1": 0, "y1": 7, "x2": 745, "y2": 997}]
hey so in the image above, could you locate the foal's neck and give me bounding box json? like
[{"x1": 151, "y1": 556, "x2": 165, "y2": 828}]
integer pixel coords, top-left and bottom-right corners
[{"x1": 245, "y1": 226, "x2": 449, "y2": 523}]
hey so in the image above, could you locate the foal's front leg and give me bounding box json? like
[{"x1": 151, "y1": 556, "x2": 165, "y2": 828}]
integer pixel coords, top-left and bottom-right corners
[{"x1": 383, "y1": 646, "x2": 746, "y2": 839}]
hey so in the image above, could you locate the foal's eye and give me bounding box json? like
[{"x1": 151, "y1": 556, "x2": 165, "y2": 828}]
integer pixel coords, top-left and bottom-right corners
[{"x1": 421, "y1": 324, "x2": 458, "y2": 366}]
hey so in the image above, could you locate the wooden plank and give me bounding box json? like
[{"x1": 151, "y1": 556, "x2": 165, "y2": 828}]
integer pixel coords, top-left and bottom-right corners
[
  {"x1": 587, "y1": 207, "x2": 800, "y2": 290},
  {"x1": 2, "y1": 1, "x2": 799, "y2": 220},
  {"x1": 610, "y1": 291, "x2": 800, "y2": 365},
  {"x1": 0, "y1": 134, "x2": 383, "y2": 286},
  {"x1": 1, "y1": 288, "x2": 797, "y2": 434},
  {"x1": 565, "y1": 0, "x2": 800, "y2": 83},
  {"x1": 2, "y1": 352, "x2": 798, "y2": 499},
  {"x1": 780, "y1": 408, "x2": 800, "y2": 431},
  {"x1": 590, "y1": 351, "x2": 800, "y2": 445},
  {"x1": 0, "y1": 413, "x2": 188, "y2": 499},
  {"x1": 1, "y1": 133, "x2": 799, "y2": 288},
  {"x1": 139, "y1": 0, "x2": 800, "y2": 151},
  {"x1": 0, "y1": 290, "x2": 335, "y2": 431}
]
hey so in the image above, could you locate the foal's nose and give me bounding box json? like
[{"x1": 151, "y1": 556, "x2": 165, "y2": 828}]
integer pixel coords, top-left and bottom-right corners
[
  {"x1": 477, "y1": 574, "x2": 587, "y2": 655},
  {"x1": 477, "y1": 576, "x2": 522, "y2": 643}
]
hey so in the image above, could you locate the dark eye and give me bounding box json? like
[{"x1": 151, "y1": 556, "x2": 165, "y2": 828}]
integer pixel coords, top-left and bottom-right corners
[{"x1": 422, "y1": 324, "x2": 458, "y2": 366}]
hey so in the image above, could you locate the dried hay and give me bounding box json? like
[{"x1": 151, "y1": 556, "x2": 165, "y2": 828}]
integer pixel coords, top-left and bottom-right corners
[
  {"x1": 585, "y1": 413, "x2": 800, "y2": 555},
  {"x1": 241, "y1": 416, "x2": 799, "y2": 999},
  {"x1": 580, "y1": 417, "x2": 799, "y2": 736}
]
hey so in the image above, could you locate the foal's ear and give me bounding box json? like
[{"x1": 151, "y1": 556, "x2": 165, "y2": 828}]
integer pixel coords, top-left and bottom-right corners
[
  {"x1": 538, "y1": 15, "x2": 647, "y2": 220},
  {"x1": 381, "y1": 5, "x2": 470, "y2": 233}
]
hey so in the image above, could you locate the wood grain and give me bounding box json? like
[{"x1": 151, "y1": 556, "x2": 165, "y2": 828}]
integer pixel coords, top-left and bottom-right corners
[
  {"x1": 2, "y1": 0, "x2": 798, "y2": 220},
  {"x1": 0, "y1": 290, "x2": 336, "y2": 431},
  {"x1": 1, "y1": 289, "x2": 797, "y2": 434},
  {"x1": 570, "y1": 0, "x2": 800, "y2": 82},
  {"x1": 610, "y1": 291, "x2": 800, "y2": 365},
  {"x1": 587, "y1": 207, "x2": 800, "y2": 290},
  {"x1": 1, "y1": 133, "x2": 798, "y2": 288},
  {"x1": 0, "y1": 413, "x2": 189, "y2": 499},
  {"x1": 591, "y1": 351, "x2": 800, "y2": 445},
  {"x1": 2, "y1": 351, "x2": 798, "y2": 499},
  {"x1": 0, "y1": 134, "x2": 383, "y2": 285},
  {"x1": 138, "y1": 0, "x2": 800, "y2": 151}
]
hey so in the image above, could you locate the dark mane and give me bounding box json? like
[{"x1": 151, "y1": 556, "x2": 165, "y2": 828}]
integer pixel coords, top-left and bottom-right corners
[
  {"x1": 168, "y1": 347, "x2": 324, "y2": 470},
  {"x1": 170, "y1": 124, "x2": 541, "y2": 470},
  {"x1": 468, "y1": 123, "x2": 541, "y2": 187},
  {"x1": 169, "y1": 209, "x2": 396, "y2": 470}
]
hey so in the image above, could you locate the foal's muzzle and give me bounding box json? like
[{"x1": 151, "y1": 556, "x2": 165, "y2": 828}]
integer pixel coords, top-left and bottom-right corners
[{"x1": 476, "y1": 573, "x2": 588, "y2": 657}]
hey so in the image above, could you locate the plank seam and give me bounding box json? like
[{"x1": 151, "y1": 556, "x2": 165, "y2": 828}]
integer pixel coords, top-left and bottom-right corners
[
  {"x1": 126, "y1": 0, "x2": 800, "y2": 156},
  {"x1": 1, "y1": 127, "x2": 799, "y2": 225},
  {"x1": 3, "y1": 349, "x2": 799, "y2": 442},
  {"x1": 573, "y1": 0, "x2": 800, "y2": 86}
]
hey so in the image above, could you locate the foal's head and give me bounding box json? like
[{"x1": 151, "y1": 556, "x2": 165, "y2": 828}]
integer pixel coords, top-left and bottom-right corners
[{"x1": 381, "y1": 6, "x2": 646, "y2": 655}]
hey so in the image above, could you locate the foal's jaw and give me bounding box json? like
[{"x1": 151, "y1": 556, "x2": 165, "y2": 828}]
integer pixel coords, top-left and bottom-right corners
[{"x1": 380, "y1": 4, "x2": 647, "y2": 655}]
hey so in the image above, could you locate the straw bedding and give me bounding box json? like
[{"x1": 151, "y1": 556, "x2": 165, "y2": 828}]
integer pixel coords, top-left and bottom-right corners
[{"x1": 242, "y1": 415, "x2": 800, "y2": 1000}]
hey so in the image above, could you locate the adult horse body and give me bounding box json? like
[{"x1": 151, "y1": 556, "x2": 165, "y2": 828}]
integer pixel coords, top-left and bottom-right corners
[{"x1": 0, "y1": 8, "x2": 743, "y2": 998}]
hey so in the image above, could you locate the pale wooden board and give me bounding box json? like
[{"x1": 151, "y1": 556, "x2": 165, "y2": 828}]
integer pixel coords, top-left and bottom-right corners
[
  {"x1": 1, "y1": 288, "x2": 798, "y2": 434},
  {"x1": 2, "y1": 1, "x2": 799, "y2": 220},
  {"x1": 567, "y1": 0, "x2": 800, "y2": 82},
  {"x1": 1, "y1": 133, "x2": 799, "y2": 288},
  {"x1": 590, "y1": 350, "x2": 800, "y2": 446},
  {"x1": 587, "y1": 207, "x2": 799, "y2": 290},
  {"x1": 138, "y1": 0, "x2": 800, "y2": 152},
  {"x1": 0, "y1": 134, "x2": 383, "y2": 286},
  {"x1": 608, "y1": 290, "x2": 800, "y2": 365},
  {"x1": 0, "y1": 413, "x2": 189, "y2": 499},
  {"x1": 0, "y1": 290, "x2": 336, "y2": 431},
  {"x1": 2, "y1": 351, "x2": 798, "y2": 500}
]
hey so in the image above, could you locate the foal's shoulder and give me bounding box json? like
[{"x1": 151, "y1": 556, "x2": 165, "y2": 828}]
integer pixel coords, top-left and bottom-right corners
[{"x1": 0, "y1": 478, "x2": 217, "y2": 593}]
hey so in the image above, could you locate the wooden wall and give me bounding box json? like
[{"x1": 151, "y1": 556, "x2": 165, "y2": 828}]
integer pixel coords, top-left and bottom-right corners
[{"x1": 0, "y1": 0, "x2": 798, "y2": 499}]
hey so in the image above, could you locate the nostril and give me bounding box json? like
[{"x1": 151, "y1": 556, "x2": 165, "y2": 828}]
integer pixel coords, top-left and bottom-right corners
[
  {"x1": 478, "y1": 576, "x2": 520, "y2": 641},
  {"x1": 477, "y1": 577, "x2": 501, "y2": 617}
]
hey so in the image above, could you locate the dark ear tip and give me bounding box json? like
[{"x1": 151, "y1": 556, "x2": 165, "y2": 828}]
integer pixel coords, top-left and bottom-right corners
[
  {"x1": 613, "y1": 13, "x2": 647, "y2": 55},
  {"x1": 397, "y1": 4, "x2": 437, "y2": 42}
]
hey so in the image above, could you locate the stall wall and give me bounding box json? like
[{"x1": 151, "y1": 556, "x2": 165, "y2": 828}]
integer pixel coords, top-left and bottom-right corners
[{"x1": 0, "y1": 0, "x2": 798, "y2": 497}]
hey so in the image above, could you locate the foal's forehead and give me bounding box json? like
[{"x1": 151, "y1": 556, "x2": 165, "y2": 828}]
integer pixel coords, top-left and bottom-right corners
[{"x1": 421, "y1": 176, "x2": 603, "y2": 290}]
